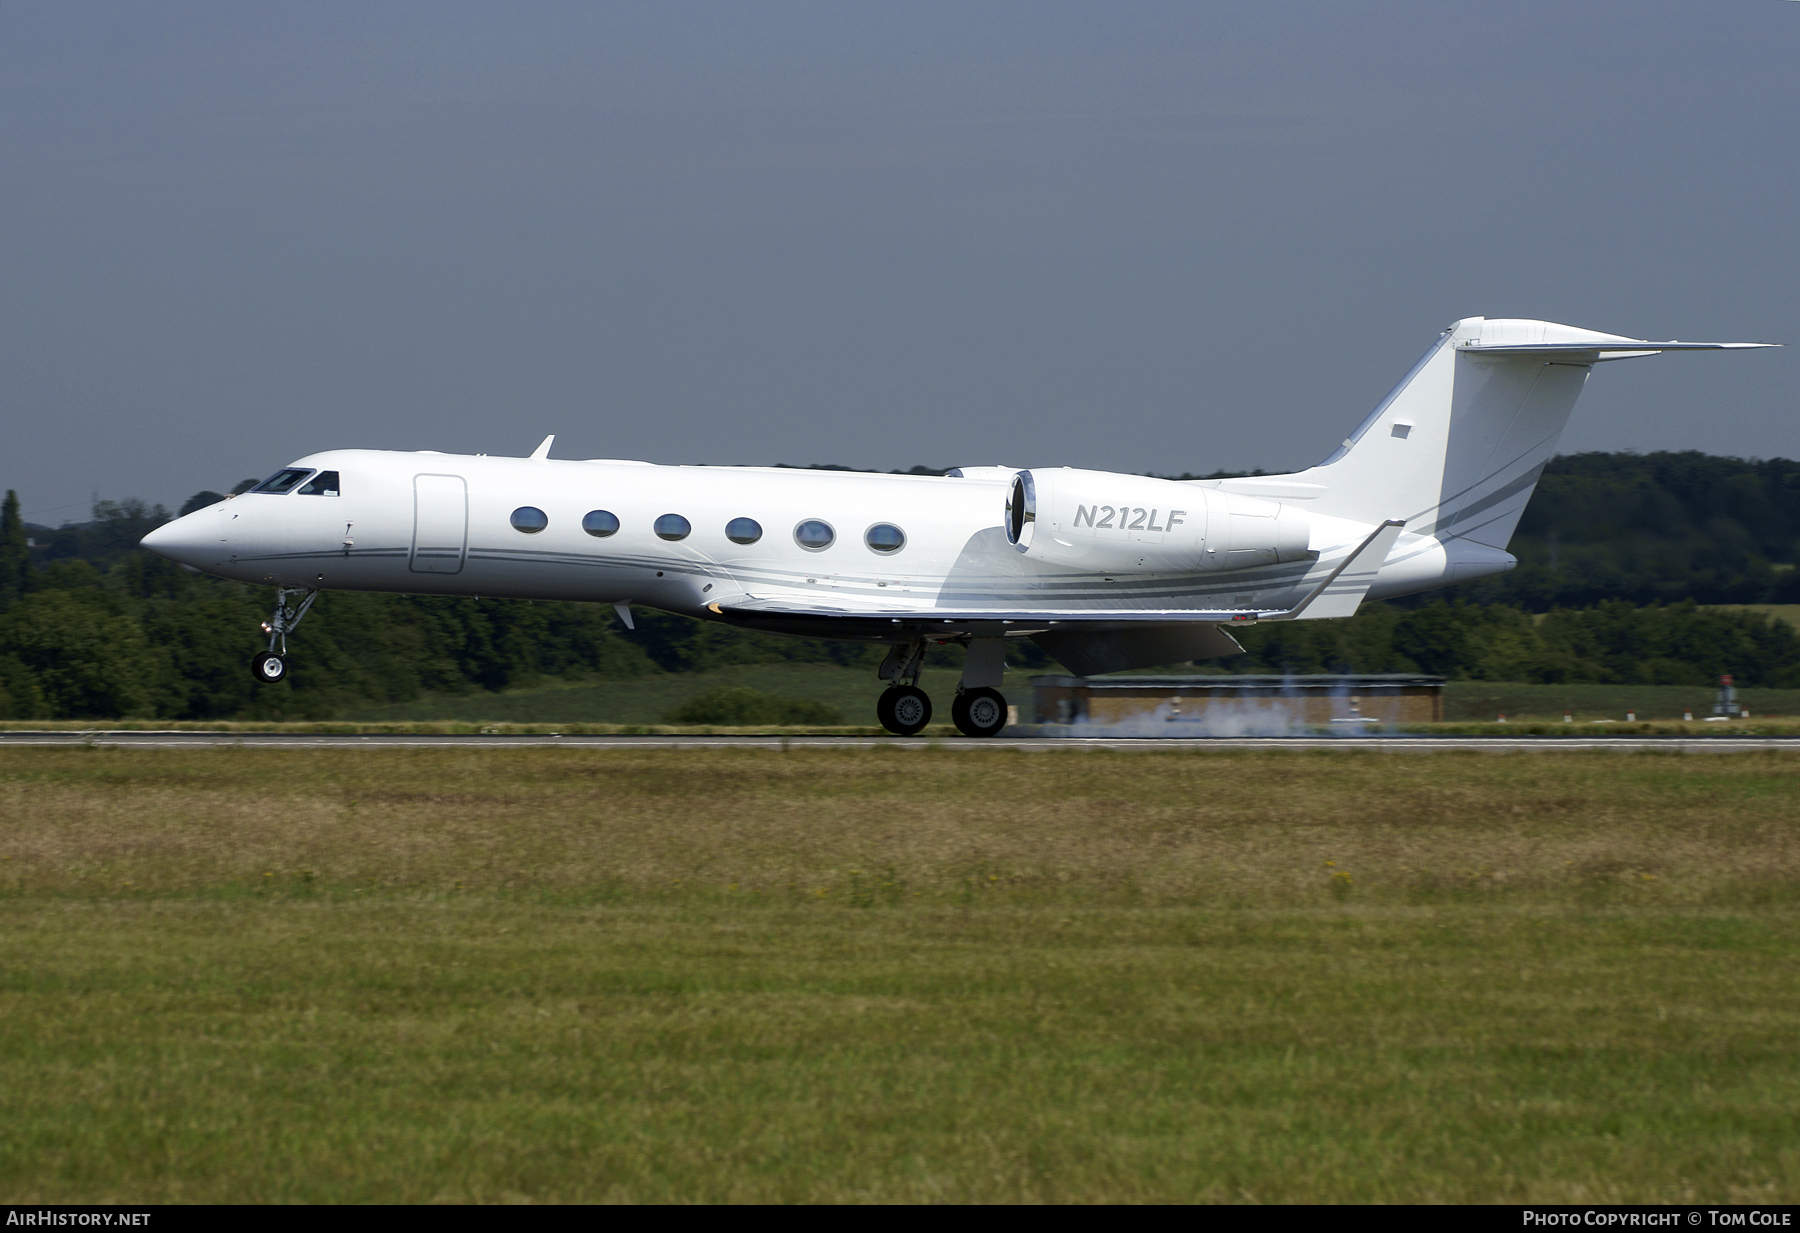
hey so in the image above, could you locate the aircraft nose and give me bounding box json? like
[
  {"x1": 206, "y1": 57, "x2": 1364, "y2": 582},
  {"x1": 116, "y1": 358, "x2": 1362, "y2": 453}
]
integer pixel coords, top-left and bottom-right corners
[{"x1": 140, "y1": 511, "x2": 217, "y2": 568}]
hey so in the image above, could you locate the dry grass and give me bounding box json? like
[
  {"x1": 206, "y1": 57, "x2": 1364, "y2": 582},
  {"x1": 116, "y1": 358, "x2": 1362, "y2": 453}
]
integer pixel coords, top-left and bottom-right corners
[
  {"x1": 4, "y1": 746, "x2": 1798, "y2": 904},
  {"x1": 2, "y1": 747, "x2": 1799, "y2": 1201}
]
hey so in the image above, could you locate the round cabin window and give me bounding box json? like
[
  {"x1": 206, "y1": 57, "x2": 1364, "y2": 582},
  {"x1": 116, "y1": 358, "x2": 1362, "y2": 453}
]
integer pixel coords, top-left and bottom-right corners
[
  {"x1": 510, "y1": 506, "x2": 548, "y2": 533},
  {"x1": 865, "y1": 523, "x2": 906, "y2": 553},
  {"x1": 794, "y1": 520, "x2": 835, "y2": 551}
]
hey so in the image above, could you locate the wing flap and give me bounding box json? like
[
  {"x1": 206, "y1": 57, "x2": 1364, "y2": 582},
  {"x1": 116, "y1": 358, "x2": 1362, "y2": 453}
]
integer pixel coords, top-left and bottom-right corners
[{"x1": 714, "y1": 599, "x2": 1267, "y2": 625}]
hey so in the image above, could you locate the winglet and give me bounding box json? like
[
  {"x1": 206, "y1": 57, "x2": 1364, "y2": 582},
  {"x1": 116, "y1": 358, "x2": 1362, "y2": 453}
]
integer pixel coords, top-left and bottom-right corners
[
  {"x1": 529, "y1": 434, "x2": 555, "y2": 461},
  {"x1": 1265, "y1": 520, "x2": 1405, "y2": 622}
]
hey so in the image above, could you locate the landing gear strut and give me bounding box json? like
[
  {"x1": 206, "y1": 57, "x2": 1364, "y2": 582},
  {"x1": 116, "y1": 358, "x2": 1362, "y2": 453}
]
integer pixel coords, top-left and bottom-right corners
[
  {"x1": 875, "y1": 639, "x2": 932, "y2": 735},
  {"x1": 251, "y1": 587, "x2": 318, "y2": 684}
]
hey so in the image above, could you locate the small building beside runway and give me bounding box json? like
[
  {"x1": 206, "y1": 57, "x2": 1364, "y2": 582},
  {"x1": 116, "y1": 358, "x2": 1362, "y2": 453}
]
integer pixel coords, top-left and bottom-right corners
[{"x1": 1028, "y1": 673, "x2": 1446, "y2": 729}]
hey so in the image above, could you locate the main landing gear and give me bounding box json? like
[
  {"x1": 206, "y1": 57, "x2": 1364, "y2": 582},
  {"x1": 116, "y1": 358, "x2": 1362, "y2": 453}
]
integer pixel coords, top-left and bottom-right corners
[
  {"x1": 876, "y1": 685, "x2": 932, "y2": 736},
  {"x1": 874, "y1": 638, "x2": 1011, "y2": 738},
  {"x1": 250, "y1": 586, "x2": 318, "y2": 684},
  {"x1": 875, "y1": 640, "x2": 933, "y2": 734},
  {"x1": 952, "y1": 687, "x2": 1008, "y2": 738}
]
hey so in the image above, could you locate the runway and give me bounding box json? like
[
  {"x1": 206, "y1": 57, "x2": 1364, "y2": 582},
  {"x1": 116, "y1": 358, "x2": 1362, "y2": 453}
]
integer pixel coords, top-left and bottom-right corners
[{"x1": 4, "y1": 731, "x2": 1800, "y2": 752}]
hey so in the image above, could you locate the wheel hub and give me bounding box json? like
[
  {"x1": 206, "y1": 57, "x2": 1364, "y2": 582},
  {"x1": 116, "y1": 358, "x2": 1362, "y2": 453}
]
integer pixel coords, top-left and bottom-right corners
[{"x1": 967, "y1": 695, "x2": 1003, "y2": 727}]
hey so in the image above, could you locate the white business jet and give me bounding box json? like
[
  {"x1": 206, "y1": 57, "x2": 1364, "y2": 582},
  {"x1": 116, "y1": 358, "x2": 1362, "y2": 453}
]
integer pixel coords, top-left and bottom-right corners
[{"x1": 141, "y1": 317, "x2": 1773, "y2": 736}]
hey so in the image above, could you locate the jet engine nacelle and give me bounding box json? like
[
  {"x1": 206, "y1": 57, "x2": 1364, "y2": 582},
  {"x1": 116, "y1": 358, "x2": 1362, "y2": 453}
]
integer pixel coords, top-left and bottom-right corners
[{"x1": 1005, "y1": 468, "x2": 1314, "y2": 573}]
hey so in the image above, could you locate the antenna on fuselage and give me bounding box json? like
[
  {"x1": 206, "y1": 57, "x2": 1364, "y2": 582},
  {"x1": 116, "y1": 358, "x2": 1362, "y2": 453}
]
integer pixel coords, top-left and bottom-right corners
[{"x1": 529, "y1": 434, "x2": 555, "y2": 461}]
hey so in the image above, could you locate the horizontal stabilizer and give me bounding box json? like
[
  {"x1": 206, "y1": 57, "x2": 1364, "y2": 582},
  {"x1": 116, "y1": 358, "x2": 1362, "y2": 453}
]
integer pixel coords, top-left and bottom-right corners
[{"x1": 1462, "y1": 340, "x2": 1776, "y2": 362}]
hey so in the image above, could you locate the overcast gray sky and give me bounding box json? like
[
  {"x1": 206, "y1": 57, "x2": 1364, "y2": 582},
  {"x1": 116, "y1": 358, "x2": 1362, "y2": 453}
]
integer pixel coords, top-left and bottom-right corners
[{"x1": 4, "y1": 1, "x2": 1795, "y2": 524}]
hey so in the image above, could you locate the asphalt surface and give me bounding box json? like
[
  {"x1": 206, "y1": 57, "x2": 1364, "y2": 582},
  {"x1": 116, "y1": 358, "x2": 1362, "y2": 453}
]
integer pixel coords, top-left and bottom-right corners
[{"x1": 4, "y1": 731, "x2": 1800, "y2": 752}]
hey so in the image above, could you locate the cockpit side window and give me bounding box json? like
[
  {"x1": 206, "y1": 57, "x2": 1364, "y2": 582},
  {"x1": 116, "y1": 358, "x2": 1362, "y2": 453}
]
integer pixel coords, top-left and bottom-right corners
[
  {"x1": 253, "y1": 468, "x2": 314, "y2": 494},
  {"x1": 297, "y1": 471, "x2": 341, "y2": 496}
]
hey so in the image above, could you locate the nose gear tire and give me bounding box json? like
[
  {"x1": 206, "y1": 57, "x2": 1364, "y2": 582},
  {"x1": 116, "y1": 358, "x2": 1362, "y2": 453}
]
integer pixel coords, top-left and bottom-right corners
[
  {"x1": 951, "y1": 687, "x2": 1008, "y2": 738},
  {"x1": 876, "y1": 685, "x2": 932, "y2": 736},
  {"x1": 251, "y1": 653, "x2": 288, "y2": 684}
]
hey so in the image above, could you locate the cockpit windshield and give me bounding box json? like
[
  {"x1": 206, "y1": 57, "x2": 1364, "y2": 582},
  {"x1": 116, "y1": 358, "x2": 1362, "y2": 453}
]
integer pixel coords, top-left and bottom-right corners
[
  {"x1": 297, "y1": 471, "x2": 340, "y2": 496},
  {"x1": 253, "y1": 468, "x2": 315, "y2": 495}
]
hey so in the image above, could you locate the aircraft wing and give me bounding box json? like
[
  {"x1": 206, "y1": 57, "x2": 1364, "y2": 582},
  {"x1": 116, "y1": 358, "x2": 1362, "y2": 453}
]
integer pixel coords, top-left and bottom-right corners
[
  {"x1": 712, "y1": 520, "x2": 1404, "y2": 629},
  {"x1": 714, "y1": 601, "x2": 1271, "y2": 628}
]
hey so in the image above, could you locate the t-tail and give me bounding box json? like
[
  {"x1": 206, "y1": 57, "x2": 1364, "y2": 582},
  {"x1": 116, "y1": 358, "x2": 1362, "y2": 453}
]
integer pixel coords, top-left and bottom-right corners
[{"x1": 1219, "y1": 317, "x2": 1776, "y2": 597}]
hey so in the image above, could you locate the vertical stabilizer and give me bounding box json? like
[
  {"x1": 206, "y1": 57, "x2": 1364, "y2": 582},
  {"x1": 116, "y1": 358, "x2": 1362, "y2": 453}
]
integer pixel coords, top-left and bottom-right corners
[
  {"x1": 1193, "y1": 318, "x2": 1772, "y2": 596},
  {"x1": 1290, "y1": 317, "x2": 1602, "y2": 548}
]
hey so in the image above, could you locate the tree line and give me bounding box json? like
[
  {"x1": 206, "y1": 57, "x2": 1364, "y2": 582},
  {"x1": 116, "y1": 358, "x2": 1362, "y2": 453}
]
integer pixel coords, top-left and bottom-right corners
[
  {"x1": 4, "y1": 450, "x2": 1799, "y2": 718},
  {"x1": 1229, "y1": 600, "x2": 1799, "y2": 687},
  {"x1": 1172, "y1": 451, "x2": 1800, "y2": 609}
]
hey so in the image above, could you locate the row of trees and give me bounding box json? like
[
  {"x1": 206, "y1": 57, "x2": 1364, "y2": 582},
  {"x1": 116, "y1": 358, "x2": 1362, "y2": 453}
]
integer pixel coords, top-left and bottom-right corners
[
  {"x1": 1179, "y1": 452, "x2": 1800, "y2": 609},
  {"x1": 1230, "y1": 600, "x2": 1800, "y2": 687}
]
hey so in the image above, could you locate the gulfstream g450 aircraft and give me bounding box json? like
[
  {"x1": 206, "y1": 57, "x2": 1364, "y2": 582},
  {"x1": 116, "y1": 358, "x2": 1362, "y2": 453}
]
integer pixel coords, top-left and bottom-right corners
[{"x1": 142, "y1": 317, "x2": 1773, "y2": 736}]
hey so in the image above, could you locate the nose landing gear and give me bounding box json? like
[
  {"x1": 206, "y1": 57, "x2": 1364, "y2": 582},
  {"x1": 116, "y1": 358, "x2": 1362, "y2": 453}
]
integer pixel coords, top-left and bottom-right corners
[{"x1": 251, "y1": 587, "x2": 318, "y2": 684}]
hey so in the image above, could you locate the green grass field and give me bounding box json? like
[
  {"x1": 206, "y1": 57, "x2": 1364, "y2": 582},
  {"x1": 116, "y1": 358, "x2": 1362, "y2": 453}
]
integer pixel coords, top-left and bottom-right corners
[
  {"x1": 332, "y1": 662, "x2": 1800, "y2": 728},
  {"x1": 3, "y1": 745, "x2": 1798, "y2": 1202}
]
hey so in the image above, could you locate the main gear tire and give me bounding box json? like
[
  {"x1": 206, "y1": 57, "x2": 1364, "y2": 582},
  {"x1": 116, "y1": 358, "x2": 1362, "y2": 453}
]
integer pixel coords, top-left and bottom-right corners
[
  {"x1": 951, "y1": 687, "x2": 1008, "y2": 738},
  {"x1": 876, "y1": 685, "x2": 932, "y2": 736}
]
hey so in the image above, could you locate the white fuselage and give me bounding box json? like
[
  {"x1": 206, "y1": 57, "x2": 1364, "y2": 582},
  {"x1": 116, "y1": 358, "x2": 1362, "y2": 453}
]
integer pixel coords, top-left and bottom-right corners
[
  {"x1": 141, "y1": 317, "x2": 1773, "y2": 681},
  {"x1": 147, "y1": 448, "x2": 1458, "y2": 639}
]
